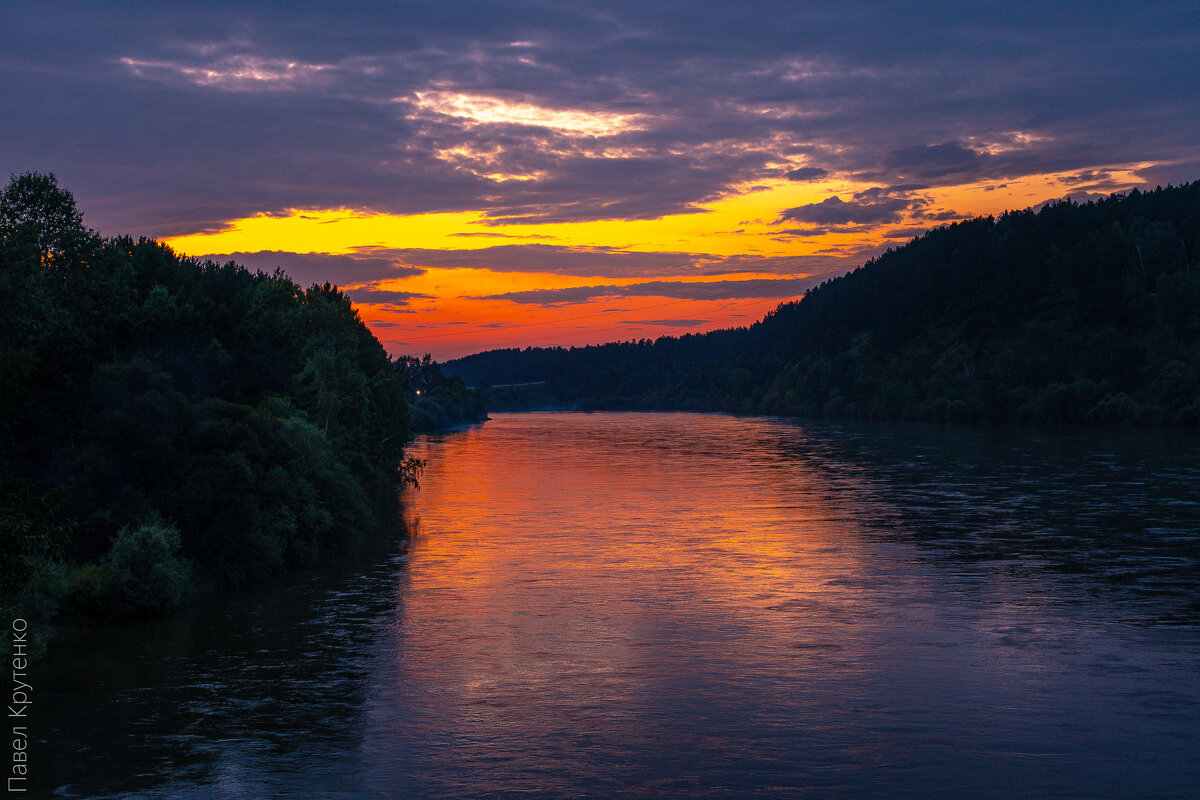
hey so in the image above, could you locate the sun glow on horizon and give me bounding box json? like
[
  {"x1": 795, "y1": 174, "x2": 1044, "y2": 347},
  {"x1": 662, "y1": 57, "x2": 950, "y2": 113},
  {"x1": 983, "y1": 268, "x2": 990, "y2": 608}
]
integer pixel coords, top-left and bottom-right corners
[{"x1": 162, "y1": 164, "x2": 1154, "y2": 359}]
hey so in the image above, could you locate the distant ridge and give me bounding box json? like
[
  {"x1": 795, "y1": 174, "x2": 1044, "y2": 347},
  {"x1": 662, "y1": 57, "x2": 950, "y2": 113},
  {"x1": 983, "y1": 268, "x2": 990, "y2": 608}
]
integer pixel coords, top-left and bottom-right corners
[{"x1": 448, "y1": 183, "x2": 1200, "y2": 424}]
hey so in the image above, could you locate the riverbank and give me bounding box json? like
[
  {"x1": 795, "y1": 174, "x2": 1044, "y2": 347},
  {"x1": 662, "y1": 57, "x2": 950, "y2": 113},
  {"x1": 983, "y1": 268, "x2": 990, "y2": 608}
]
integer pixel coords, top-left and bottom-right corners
[{"x1": 0, "y1": 174, "x2": 421, "y2": 655}]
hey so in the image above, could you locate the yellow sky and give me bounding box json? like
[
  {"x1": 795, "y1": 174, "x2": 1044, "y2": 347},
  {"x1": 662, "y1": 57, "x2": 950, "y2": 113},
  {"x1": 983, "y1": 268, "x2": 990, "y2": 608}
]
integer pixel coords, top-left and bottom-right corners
[{"x1": 164, "y1": 164, "x2": 1150, "y2": 359}]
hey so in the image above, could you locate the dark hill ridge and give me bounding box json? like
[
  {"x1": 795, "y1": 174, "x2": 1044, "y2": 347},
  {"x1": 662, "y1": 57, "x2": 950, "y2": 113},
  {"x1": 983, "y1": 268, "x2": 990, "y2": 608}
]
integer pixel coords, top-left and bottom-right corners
[
  {"x1": 448, "y1": 182, "x2": 1200, "y2": 423},
  {"x1": 0, "y1": 173, "x2": 420, "y2": 641}
]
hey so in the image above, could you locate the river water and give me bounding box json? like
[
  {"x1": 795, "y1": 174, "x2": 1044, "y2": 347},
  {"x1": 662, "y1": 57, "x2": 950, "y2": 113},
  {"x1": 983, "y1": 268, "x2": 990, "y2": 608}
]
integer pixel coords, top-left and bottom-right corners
[{"x1": 35, "y1": 412, "x2": 1200, "y2": 798}]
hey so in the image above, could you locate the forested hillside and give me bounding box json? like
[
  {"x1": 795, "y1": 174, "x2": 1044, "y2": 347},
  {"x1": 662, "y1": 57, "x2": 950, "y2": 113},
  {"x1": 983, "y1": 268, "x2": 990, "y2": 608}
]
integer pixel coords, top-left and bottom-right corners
[
  {"x1": 397, "y1": 354, "x2": 487, "y2": 432},
  {"x1": 449, "y1": 183, "x2": 1200, "y2": 423},
  {"x1": 0, "y1": 173, "x2": 420, "y2": 633}
]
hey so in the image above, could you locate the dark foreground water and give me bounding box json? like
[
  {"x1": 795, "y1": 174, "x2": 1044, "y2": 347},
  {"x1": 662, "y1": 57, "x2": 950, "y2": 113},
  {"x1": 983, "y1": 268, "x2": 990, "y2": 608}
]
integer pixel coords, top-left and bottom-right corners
[{"x1": 35, "y1": 413, "x2": 1200, "y2": 798}]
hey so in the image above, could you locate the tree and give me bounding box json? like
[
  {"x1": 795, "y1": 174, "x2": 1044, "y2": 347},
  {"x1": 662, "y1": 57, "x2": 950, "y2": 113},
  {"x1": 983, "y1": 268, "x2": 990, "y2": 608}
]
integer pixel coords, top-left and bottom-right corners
[{"x1": 0, "y1": 172, "x2": 93, "y2": 270}]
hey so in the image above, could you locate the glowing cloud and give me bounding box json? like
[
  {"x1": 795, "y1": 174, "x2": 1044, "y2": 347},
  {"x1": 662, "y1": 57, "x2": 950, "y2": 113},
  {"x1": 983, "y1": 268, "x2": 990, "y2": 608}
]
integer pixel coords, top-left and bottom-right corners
[
  {"x1": 409, "y1": 91, "x2": 646, "y2": 136},
  {"x1": 119, "y1": 55, "x2": 331, "y2": 91}
]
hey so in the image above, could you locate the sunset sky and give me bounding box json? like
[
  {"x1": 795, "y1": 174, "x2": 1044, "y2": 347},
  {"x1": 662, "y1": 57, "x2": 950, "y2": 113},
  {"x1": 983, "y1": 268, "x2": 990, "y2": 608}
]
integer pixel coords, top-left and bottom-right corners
[{"x1": 3, "y1": 2, "x2": 1197, "y2": 359}]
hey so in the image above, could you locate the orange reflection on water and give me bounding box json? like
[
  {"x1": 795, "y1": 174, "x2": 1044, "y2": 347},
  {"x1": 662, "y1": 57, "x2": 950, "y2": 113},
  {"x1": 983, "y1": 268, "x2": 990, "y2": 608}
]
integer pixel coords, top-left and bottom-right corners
[
  {"x1": 397, "y1": 413, "x2": 890, "y2": 696},
  {"x1": 348, "y1": 411, "x2": 1200, "y2": 800}
]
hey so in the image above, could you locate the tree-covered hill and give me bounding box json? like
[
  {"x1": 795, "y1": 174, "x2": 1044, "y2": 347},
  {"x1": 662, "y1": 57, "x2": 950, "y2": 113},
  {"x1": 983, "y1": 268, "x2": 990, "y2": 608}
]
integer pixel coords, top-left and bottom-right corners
[
  {"x1": 0, "y1": 173, "x2": 420, "y2": 632},
  {"x1": 448, "y1": 182, "x2": 1200, "y2": 423},
  {"x1": 396, "y1": 354, "x2": 487, "y2": 432}
]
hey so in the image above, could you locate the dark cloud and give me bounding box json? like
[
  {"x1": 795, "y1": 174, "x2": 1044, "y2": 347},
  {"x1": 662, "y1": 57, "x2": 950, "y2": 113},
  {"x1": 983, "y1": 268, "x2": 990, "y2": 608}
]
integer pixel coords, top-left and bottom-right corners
[
  {"x1": 479, "y1": 276, "x2": 827, "y2": 305},
  {"x1": 1135, "y1": 158, "x2": 1200, "y2": 188},
  {"x1": 349, "y1": 244, "x2": 853, "y2": 278},
  {"x1": 2, "y1": 2, "x2": 1197, "y2": 234},
  {"x1": 776, "y1": 187, "x2": 930, "y2": 226},
  {"x1": 784, "y1": 167, "x2": 829, "y2": 181},
  {"x1": 1059, "y1": 169, "x2": 1113, "y2": 186},
  {"x1": 196, "y1": 250, "x2": 424, "y2": 287},
  {"x1": 919, "y1": 209, "x2": 964, "y2": 221},
  {"x1": 344, "y1": 287, "x2": 434, "y2": 306},
  {"x1": 881, "y1": 142, "x2": 985, "y2": 182}
]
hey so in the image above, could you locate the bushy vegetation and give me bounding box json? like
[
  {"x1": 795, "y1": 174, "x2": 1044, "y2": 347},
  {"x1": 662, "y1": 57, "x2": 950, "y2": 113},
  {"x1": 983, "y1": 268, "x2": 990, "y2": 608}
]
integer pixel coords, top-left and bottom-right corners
[
  {"x1": 0, "y1": 173, "x2": 418, "y2": 638},
  {"x1": 397, "y1": 355, "x2": 487, "y2": 432},
  {"x1": 66, "y1": 519, "x2": 192, "y2": 618},
  {"x1": 449, "y1": 183, "x2": 1200, "y2": 423}
]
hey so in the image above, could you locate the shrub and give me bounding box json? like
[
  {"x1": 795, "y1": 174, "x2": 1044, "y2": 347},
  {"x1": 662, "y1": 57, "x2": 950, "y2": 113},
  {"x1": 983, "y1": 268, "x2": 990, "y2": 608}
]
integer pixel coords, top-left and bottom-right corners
[{"x1": 81, "y1": 520, "x2": 193, "y2": 618}]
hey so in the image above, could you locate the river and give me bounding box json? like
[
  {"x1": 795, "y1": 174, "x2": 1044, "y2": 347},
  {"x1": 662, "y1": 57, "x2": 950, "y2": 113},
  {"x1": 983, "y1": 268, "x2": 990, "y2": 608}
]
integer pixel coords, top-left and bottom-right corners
[{"x1": 35, "y1": 412, "x2": 1200, "y2": 798}]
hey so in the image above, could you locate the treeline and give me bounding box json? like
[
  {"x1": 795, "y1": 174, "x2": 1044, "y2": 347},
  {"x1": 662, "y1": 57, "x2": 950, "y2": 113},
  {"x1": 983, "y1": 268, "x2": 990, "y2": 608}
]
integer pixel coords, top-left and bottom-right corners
[
  {"x1": 0, "y1": 173, "x2": 421, "y2": 639},
  {"x1": 450, "y1": 329, "x2": 746, "y2": 411},
  {"x1": 397, "y1": 355, "x2": 487, "y2": 431},
  {"x1": 448, "y1": 182, "x2": 1200, "y2": 423}
]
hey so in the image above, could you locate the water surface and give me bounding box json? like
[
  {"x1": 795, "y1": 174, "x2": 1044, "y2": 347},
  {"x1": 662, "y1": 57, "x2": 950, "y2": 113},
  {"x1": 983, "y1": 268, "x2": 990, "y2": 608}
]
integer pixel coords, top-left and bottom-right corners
[{"x1": 38, "y1": 413, "x2": 1200, "y2": 798}]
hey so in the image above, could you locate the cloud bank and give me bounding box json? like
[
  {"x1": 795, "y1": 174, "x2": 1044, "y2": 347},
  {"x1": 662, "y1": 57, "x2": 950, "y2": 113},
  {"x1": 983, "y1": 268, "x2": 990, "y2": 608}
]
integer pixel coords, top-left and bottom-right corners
[{"x1": 1, "y1": 2, "x2": 1195, "y2": 235}]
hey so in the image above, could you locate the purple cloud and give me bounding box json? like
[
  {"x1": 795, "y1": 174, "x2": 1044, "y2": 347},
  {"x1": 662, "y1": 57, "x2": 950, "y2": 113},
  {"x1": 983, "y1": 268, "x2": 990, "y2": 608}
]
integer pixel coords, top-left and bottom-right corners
[
  {"x1": 776, "y1": 187, "x2": 930, "y2": 226},
  {"x1": 0, "y1": 2, "x2": 1195, "y2": 237}
]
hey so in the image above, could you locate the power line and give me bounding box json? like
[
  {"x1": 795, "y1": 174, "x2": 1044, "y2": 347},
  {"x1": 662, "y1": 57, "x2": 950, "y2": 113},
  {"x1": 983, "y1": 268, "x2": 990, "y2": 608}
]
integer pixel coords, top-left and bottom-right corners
[
  {"x1": 376, "y1": 271, "x2": 840, "y2": 347},
  {"x1": 383, "y1": 292, "x2": 717, "y2": 343},
  {"x1": 413, "y1": 294, "x2": 797, "y2": 360}
]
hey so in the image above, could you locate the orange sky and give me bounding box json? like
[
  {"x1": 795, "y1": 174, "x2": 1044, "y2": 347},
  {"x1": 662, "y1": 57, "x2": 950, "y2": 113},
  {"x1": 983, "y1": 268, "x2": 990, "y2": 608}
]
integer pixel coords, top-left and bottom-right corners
[
  {"x1": 164, "y1": 164, "x2": 1150, "y2": 360},
  {"x1": 6, "y1": 4, "x2": 1196, "y2": 362}
]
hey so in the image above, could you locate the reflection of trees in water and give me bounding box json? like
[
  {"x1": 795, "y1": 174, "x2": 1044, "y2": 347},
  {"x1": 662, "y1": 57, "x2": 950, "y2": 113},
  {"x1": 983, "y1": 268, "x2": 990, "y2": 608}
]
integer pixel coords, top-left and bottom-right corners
[
  {"x1": 36, "y1": 525, "x2": 409, "y2": 798},
  {"x1": 777, "y1": 420, "x2": 1200, "y2": 622}
]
